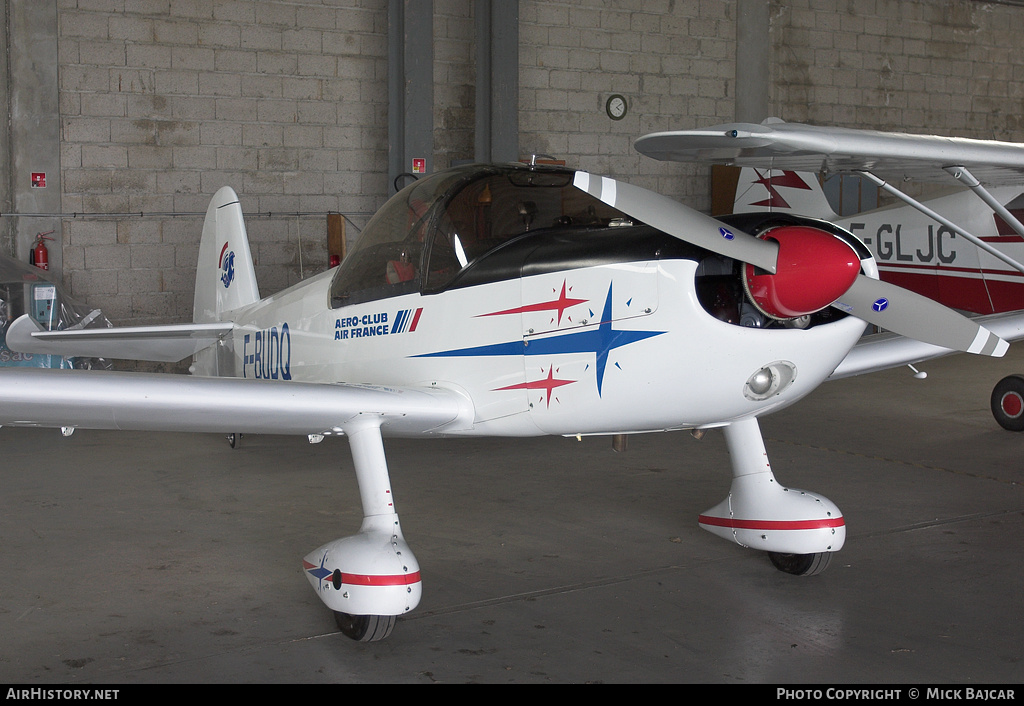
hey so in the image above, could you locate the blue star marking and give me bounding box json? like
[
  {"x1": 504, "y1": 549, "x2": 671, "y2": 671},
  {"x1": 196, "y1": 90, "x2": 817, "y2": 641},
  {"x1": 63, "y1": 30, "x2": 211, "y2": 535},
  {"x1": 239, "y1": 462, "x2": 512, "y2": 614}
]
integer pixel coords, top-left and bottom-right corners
[
  {"x1": 303, "y1": 552, "x2": 336, "y2": 592},
  {"x1": 873, "y1": 298, "x2": 889, "y2": 312},
  {"x1": 306, "y1": 553, "x2": 333, "y2": 582},
  {"x1": 417, "y1": 282, "x2": 665, "y2": 396}
]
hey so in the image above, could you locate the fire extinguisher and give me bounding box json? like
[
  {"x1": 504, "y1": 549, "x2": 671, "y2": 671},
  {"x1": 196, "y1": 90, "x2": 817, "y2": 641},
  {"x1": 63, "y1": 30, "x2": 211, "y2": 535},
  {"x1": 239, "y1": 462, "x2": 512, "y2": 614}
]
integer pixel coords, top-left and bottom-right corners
[{"x1": 30, "y1": 230, "x2": 55, "y2": 270}]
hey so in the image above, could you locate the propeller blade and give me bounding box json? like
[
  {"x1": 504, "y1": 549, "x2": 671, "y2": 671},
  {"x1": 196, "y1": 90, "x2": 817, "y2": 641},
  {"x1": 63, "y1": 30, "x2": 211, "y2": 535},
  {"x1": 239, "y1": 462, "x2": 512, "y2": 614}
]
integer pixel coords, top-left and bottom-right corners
[
  {"x1": 834, "y1": 275, "x2": 1008, "y2": 356},
  {"x1": 573, "y1": 171, "x2": 779, "y2": 273}
]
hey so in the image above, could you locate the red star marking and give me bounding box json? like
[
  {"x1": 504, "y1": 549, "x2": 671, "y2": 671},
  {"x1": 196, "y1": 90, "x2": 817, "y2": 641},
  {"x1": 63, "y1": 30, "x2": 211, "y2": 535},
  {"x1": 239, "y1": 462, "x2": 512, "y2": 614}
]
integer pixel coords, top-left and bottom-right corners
[
  {"x1": 750, "y1": 169, "x2": 812, "y2": 209},
  {"x1": 494, "y1": 366, "x2": 575, "y2": 408},
  {"x1": 478, "y1": 280, "x2": 587, "y2": 325}
]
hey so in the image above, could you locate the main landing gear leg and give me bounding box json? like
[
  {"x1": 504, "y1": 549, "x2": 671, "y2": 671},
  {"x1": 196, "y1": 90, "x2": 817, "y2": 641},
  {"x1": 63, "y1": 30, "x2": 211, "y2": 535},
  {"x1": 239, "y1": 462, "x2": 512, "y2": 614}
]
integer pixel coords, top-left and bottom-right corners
[
  {"x1": 698, "y1": 417, "x2": 845, "y2": 575},
  {"x1": 302, "y1": 416, "x2": 422, "y2": 642}
]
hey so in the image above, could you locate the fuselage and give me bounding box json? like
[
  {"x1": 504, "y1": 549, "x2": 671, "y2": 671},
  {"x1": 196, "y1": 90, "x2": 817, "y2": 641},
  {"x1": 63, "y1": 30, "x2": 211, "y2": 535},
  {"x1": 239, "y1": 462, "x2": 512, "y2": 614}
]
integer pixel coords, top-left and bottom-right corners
[
  {"x1": 216, "y1": 165, "x2": 868, "y2": 438},
  {"x1": 837, "y1": 187, "x2": 1024, "y2": 315}
]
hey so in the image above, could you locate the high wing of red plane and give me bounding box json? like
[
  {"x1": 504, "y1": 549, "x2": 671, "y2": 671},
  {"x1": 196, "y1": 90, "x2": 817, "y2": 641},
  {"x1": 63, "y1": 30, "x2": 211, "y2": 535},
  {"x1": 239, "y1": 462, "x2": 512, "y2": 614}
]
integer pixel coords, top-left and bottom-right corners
[
  {"x1": 635, "y1": 117, "x2": 1024, "y2": 183},
  {"x1": 635, "y1": 119, "x2": 1024, "y2": 432},
  {"x1": 2, "y1": 161, "x2": 1022, "y2": 642}
]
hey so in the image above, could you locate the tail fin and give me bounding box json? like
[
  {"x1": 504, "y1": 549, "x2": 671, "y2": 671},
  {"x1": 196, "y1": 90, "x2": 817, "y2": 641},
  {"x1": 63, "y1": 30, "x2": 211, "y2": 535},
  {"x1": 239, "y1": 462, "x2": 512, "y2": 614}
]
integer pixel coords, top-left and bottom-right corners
[
  {"x1": 732, "y1": 168, "x2": 837, "y2": 220},
  {"x1": 193, "y1": 187, "x2": 260, "y2": 323}
]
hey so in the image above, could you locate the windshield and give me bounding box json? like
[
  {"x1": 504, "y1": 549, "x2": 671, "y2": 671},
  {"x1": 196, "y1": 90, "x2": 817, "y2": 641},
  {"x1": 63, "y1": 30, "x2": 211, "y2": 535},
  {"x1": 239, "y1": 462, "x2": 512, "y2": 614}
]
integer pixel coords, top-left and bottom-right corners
[{"x1": 329, "y1": 167, "x2": 471, "y2": 307}]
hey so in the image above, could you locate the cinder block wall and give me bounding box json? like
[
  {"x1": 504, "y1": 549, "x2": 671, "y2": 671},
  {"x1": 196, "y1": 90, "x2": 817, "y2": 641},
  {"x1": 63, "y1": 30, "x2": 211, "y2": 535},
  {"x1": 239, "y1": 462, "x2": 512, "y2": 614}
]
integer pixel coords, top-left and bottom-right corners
[
  {"x1": 770, "y1": 0, "x2": 1024, "y2": 138},
  {"x1": 49, "y1": 0, "x2": 1024, "y2": 329},
  {"x1": 518, "y1": 0, "x2": 736, "y2": 211},
  {"x1": 57, "y1": 0, "x2": 391, "y2": 324}
]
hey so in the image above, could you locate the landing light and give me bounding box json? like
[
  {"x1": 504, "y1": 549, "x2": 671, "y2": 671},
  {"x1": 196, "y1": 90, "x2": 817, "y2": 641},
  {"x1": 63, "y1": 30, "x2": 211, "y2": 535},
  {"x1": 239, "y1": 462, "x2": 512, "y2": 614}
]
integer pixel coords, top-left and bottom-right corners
[
  {"x1": 744, "y1": 361, "x2": 797, "y2": 401},
  {"x1": 748, "y1": 370, "x2": 774, "y2": 396}
]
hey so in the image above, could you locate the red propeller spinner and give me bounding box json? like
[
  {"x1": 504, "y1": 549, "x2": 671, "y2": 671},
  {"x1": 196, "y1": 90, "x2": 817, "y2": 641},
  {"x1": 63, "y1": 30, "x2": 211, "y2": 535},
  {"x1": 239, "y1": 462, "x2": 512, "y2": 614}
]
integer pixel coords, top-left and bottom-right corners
[{"x1": 743, "y1": 225, "x2": 861, "y2": 320}]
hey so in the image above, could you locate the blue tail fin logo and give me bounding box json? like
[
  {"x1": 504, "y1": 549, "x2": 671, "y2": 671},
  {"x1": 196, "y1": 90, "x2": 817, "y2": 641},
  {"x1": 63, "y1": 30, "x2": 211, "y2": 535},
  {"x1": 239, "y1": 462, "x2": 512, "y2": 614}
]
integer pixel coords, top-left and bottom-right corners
[{"x1": 219, "y1": 243, "x2": 235, "y2": 289}]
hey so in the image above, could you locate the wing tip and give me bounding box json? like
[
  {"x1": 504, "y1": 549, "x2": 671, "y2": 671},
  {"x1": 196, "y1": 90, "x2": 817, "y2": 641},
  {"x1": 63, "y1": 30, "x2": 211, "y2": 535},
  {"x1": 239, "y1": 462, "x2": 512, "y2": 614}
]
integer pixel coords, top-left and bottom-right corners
[{"x1": 5, "y1": 314, "x2": 45, "y2": 353}]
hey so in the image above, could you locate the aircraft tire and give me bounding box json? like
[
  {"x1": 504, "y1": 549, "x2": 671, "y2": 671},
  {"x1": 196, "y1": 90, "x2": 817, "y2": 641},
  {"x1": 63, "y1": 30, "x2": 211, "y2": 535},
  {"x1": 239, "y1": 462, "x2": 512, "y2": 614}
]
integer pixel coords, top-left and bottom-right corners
[
  {"x1": 767, "y1": 551, "x2": 832, "y2": 576},
  {"x1": 990, "y1": 375, "x2": 1024, "y2": 432},
  {"x1": 334, "y1": 611, "x2": 396, "y2": 642},
  {"x1": 227, "y1": 433, "x2": 240, "y2": 448}
]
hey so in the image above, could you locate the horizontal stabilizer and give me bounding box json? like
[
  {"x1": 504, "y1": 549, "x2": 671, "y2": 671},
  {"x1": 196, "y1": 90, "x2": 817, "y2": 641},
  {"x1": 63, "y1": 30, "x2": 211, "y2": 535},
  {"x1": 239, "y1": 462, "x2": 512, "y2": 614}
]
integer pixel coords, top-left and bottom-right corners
[{"x1": 6, "y1": 314, "x2": 234, "y2": 363}]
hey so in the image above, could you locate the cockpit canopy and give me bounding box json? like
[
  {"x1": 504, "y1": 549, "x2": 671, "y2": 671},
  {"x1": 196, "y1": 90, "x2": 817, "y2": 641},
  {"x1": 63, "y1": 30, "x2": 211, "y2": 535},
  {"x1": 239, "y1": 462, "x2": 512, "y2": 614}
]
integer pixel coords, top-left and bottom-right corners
[{"x1": 329, "y1": 164, "x2": 632, "y2": 307}]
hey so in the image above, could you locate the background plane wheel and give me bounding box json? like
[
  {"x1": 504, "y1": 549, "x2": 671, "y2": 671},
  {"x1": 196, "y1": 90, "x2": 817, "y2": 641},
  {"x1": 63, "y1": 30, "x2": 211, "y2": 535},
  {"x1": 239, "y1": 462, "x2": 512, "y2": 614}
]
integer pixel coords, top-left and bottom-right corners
[
  {"x1": 768, "y1": 551, "x2": 832, "y2": 576},
  {"x1": 226, "y1": 433, "x2": 240, "y2": 448},
  {"x1": 990, "y1": 375, "x2": 1024, "y2": 431},
  {"x1": 334, "y1": 612, "x2": 396, "y2": 642}
]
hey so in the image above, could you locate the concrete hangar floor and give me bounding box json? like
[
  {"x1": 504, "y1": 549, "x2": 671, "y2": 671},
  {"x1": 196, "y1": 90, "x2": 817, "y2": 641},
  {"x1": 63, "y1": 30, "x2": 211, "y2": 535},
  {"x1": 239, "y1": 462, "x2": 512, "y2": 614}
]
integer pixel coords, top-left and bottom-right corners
[{"x1": 1, "y1": 347, "x2": 1022, "y2": 684}]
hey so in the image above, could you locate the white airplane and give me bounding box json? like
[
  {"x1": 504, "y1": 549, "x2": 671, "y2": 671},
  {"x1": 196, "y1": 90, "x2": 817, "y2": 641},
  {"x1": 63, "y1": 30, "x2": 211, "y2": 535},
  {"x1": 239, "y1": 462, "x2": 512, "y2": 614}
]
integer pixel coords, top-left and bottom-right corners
[
  {"x1": 2, "y1": 159, "x2": 1023, "y2": 642},
  {"x1": 635, "y1": 119, "x2": 1024, "y2": 431}
]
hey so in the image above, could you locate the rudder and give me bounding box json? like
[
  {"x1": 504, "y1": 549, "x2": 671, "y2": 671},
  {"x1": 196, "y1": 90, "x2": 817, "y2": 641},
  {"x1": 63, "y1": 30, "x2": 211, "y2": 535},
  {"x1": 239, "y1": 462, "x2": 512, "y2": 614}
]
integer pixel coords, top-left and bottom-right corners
[{"x1": 732, "y1": 167, "x2": 837, "y2": 220}]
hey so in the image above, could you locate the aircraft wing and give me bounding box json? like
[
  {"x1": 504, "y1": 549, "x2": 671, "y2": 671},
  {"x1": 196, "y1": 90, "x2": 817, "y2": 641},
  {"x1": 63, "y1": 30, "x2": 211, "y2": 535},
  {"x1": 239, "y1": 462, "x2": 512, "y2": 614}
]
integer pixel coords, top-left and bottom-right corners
[
  {"x1": 0, "y1": 367, "x2": 473, "y2": 437},
  {"x1": 830, "y1": 310, "x2": 1024, "y2": 380},
  {"x1": 635, "y1": 120, "x2": 1024, "y2": 185},
  {"x1": 5, "y1": 314, "x2": 233, "y2": 362}
]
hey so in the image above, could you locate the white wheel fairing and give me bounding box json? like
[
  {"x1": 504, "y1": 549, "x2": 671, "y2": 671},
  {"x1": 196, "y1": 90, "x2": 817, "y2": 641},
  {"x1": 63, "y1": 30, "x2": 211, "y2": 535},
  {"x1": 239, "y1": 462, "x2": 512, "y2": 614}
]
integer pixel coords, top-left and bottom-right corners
[
  {"x1": 699, "y1": 417, "x2": 845, "y2": 556},
  {"x1": 699, "y1": 473, "x2": 846, "y2": 555},
  {"x1": 303, "y1": 515, "x2": 422, "y2": 617}
]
